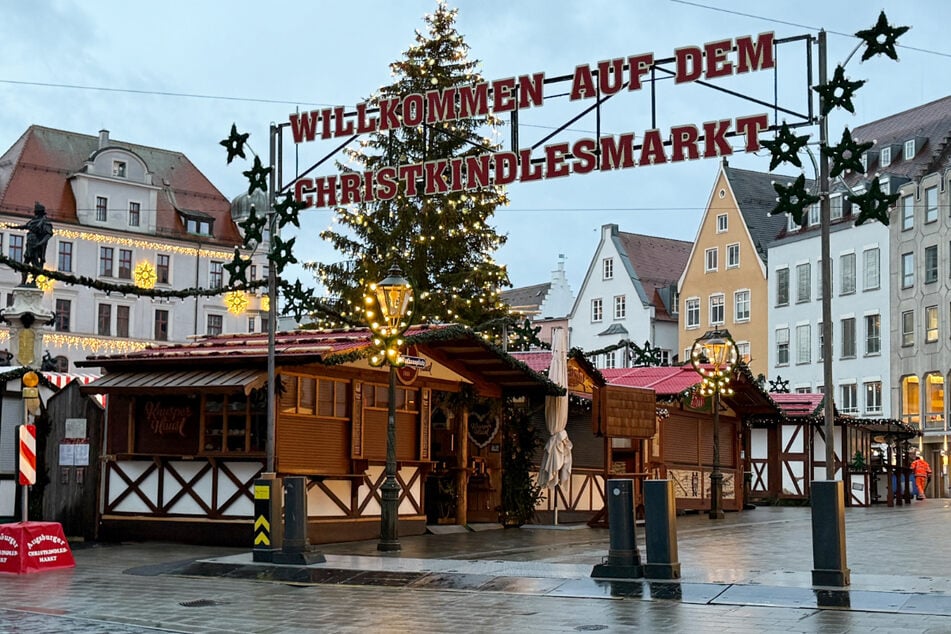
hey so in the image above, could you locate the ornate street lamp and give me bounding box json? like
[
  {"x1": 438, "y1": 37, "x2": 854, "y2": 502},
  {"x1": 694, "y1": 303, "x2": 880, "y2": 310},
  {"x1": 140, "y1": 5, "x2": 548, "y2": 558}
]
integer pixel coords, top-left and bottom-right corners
[
  {"x1": 690, "y1": 328, "x2": 738, "y2": 520},
  {"x1": 364, "y1": 264, "x2": 414, "y2": 551}
]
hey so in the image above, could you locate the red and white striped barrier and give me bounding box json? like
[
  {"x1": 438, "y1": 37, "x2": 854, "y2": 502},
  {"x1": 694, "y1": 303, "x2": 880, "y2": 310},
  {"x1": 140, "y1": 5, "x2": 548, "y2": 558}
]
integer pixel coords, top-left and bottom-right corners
[{"x1": 18, "y1": 424, "x2": 36, "y2": 486}]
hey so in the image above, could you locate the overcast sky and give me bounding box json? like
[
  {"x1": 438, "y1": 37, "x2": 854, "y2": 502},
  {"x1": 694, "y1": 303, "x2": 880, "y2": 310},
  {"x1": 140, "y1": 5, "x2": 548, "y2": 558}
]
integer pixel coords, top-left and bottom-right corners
[{"x1": 2, "y1": 1, "x2": 950, "y2": 295}]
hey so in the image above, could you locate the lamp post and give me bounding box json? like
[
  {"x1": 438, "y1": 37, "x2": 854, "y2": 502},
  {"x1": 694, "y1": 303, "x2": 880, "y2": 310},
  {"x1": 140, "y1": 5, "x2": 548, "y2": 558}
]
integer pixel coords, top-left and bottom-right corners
[
  {"x1": 690, "y1": 328, "x2": 738, "y2": 520},
  {"x1": 365, "y1": 264, "x2": 414, "y2": 552}
]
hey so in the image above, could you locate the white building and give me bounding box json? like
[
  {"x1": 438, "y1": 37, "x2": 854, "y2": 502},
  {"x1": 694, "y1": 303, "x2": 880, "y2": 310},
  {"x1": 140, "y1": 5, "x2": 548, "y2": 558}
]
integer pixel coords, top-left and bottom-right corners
[
  {"x1": 569, "y1": 224, "x2": 690, "y2": 368},
  {"x1": 767, "y1": 200, "x2": 892, "y2": 419}
]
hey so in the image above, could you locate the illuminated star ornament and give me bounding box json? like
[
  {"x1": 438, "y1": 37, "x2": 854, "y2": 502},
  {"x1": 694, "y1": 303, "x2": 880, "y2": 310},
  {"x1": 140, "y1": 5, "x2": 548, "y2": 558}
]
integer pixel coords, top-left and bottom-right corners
[
  {"x1": 223, "y1": 248, "x2": 252, "y2": 286},
  {"x1": 813, "y1": 65, "x2": 866, "y2": 116},
  {"x1": 822, "y1": 127, "x2": 874, "y2": 178},
  {"x1": 224, "y1": 290, "x2": 250, "y2": 316},
  {"x1": 220, "y1": 124, "x2": 250, "y2": 164},
  {"x1": 770, "y1": 174, "x2": 820, "y2": 226},
  {"x1": 239, "y1": 207, "x2": 267, "y2": 246},
  {"x1": 242, "y1": 156, "x2": 272, "y2": 195},
  {"x1": 855, "y1": 11, "x2": 910, "y2": 62},
  {"x1": 761, "y1": 122, "x2": 810, "y2": 170},
  {"x1": 849, "y1": 178, "x2": 899, "y2": 226},
  {"x1": 274, "y1": 192, "x2": 306, "y2": 229}
]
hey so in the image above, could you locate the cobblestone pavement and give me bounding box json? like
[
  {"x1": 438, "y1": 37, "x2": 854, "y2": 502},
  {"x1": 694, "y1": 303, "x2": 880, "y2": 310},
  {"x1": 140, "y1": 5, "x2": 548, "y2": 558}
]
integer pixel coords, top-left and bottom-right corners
[{"x1": 2, "y1": 501, "x2": 951, "y2": 632}]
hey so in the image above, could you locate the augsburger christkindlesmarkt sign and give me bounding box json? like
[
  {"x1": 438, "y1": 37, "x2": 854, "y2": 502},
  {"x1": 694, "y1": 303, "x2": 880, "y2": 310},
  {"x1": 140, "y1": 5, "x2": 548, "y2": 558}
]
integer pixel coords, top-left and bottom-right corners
[{"x1": 289, "y1": 32, "x2": 775, "y2": 209}]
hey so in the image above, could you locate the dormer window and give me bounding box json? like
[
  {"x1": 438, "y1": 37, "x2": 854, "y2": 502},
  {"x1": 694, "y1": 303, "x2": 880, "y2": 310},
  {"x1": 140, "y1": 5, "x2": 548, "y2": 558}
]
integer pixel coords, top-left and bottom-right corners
[
  {"x1": 830, "y1": 194, "x2": 843, "y2": 220},
  {"x1": 904, "y1": 139, "x2": 916, "y2": 159},
  {"x1": 860, "y1": 154, "x2": 867, "y2": 172},
  {"x1": 179, "y1": 209, "x2": 214, "y2": 237},
  {"x1": 113, "y1": 160, "x2": 127, "y2": 178},
  {"x1": 880, "y1": 146, "x2": 891, "y2": 167}
]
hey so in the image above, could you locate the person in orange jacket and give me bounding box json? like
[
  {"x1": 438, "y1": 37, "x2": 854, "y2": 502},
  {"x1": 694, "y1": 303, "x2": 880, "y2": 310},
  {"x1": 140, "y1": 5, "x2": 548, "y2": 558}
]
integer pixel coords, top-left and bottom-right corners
[{"x1": 911, "y1": 454, "x2": 932, "y2": 500}]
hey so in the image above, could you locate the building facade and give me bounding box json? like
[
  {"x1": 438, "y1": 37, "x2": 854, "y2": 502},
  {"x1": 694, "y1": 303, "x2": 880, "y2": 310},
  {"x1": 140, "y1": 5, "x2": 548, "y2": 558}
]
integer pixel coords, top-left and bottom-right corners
[
  {"x1": 500, "y1": 256, "x2": 574, "y2": 347},
  {"x1": 678, "y1": 162, "x2": 790, "y2": 377},
  {"x1": 571, "y1": 224, "x2": 689, "y2": 368}
]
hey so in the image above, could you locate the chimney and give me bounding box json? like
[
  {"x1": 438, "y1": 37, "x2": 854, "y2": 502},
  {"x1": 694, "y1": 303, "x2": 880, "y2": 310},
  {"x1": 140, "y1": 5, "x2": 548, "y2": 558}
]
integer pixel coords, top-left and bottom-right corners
[{"x1": 98, "y1": 129, "x2": 110, "y2": 149}]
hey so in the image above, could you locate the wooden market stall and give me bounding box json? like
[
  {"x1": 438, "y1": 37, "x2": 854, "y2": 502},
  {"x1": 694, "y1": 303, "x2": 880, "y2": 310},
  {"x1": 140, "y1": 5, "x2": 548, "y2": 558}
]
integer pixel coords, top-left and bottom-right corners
[
  {"x1": 602, "y1": 363, "x2": 779, "y2": 514},
  {"x1": 746, "y1": 393, "x2": 918, "y2": 507},
  {"x1": 78, "y1": 325, "x2": 561, "y2": 545}
]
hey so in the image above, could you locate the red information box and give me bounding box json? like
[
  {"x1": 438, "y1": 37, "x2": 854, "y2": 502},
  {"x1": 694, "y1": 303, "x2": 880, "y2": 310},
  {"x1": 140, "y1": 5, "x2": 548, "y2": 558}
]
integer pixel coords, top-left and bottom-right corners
[{"x1": 0, "y1": 521, "x2": 76, "y2": 574}]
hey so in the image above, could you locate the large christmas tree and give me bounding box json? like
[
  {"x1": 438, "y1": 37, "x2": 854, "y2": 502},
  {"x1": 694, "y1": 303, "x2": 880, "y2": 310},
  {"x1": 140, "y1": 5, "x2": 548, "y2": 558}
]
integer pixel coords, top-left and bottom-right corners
[{"x1": 311, "y1": 1, "x2": 511, "y2": 330}]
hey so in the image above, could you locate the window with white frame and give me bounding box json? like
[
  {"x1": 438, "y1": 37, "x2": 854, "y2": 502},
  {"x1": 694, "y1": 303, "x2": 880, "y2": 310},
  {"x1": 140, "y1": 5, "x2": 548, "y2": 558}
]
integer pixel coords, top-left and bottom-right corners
[
  {"x1": 925, "y1": 305, "x2": 938, "y2": 343},
  {"x1": 901, "y1": 252, "x2": 914, "y2": 288},
  {"x1": 796, "y1": 263, "x2": 811, "y2": 303},
  {"x1": 818, "y1": 320, "x2": 824, "y2": 362},
  {"x1": 736, "y1": 341, "x2": 750, "y2": 364},
  {"x1": 96, "y1": 196, "x2": 108, "y2": 222},
  {"x1": 709, "y1": 294, "x2": 725, "y2": 325},
  {"x1": 839, "y1": 383, "x2": 858, "y2": 414},
  {"x1": 925, "y1": 245, "x2": 938, "y2": 283},
  {"x1": 901, "y1": 310, "x2": 914, "y2": 347},
  {"x1": 210, "y1": 261, "x2": 224, "y2": 289},
  {"x1": 776, "y1": 327, "x2": 790, "y2": 366},
  {"x1": 705, "y1": 247, "x2": 718, "y2": 272},
  {"x1": 591, "y1": 298, "x2": 603, "y2": 322},
  {"x1": 602, "y1": 257, "x2": 614, "y2": 280},
  {"x1": 788, "y1": 214, "x2": 800, "y2": 231},
  {"x1": 99, "y1": 246, "x2": 114, "y2": 277},
  {"x1": 206, "y1": 313, "x2": 223, "y2": 336},
  {"x1": 925, "y1": 186, "x2": 938, "y2": 223},
  {"x1": 840, "y1": 317, "x2": 856, "y2": 358},
  {"x1": 830, "y1": 195, "x2": 843, "y2": 220},
  {"x1": 864, "y1": 381, "x2": 882, "y2": 415},
  {"x1": 734, "y1": 290, "x2": 750, "y2": 322},
  {"x1": 129, "y1": 201, "x2": 140, "y2": 227},
  {"x1": 865, "y1": 314, "x2": 881, "y2": 355},
  {"x1": 605, "y1": 351, "x2": 616, "y2": 369},
  {"x1": 904, "y1": 139, "x2": 916, "y2": 160},
  {"x1": 880, "y1": 146, "x2": 892, "y2": 167},
  {"x1": 796, "y1": 324, "x2": 811, "y2": 364},
  {"x1": 726, "y1": 243, "x2": 740, "y2": 268},
  {"x1": 113, "y1": 160, "x2": 127, "y2": 177},
  {"x1": 776, "y1": 268, "x2": 789, "y2": 306},
  {"x1": 863, "y1": 247, "x2": 880, "y2": 290},
  {"x1": 901, "y1": 195, "x2": 914, "y2": 230},
  {"x1": 839, "y1": 253, "x2": 855, "y2": 294},
  {"x1": 614, "y1": 295, "x2": 626, "y2": 319},
  {"x1": 808, "y1": 204, "x2": 819, "y2": 226},
  {"x1": 685, "y1": 297, "x2": 700, "y2": 328},
  {"x1": 716, "y1": 213, "x2": 728, "y2": 232},
  {"x1": 671, "y1": 289, "x2": 679, "y2": 314}
]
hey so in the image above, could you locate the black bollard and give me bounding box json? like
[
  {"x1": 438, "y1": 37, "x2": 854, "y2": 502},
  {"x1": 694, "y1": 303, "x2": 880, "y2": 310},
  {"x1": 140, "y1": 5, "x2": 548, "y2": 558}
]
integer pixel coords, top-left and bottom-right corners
[
  {"x1": 643, "y1": 479, "x2": 681, "y2": 579},
  {"x1": 811, "y1": 480, "x2": 849, "y2": 587},
  {"x1": 591, "y1": 479, "x2": 642, "y2": 579},
  {"x1": 273, "y1": 476, "x2": 326, "y2": 565},
  {"x1": 252, "y1": 475, "x2": 283, "y2": 562}
]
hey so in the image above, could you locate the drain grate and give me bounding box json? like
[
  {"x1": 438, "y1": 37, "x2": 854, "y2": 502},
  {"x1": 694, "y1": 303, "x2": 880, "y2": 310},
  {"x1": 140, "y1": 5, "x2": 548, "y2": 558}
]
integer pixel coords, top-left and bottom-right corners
[{"x1": 179, "y1": 599, "x2": 220, "y2": 608}]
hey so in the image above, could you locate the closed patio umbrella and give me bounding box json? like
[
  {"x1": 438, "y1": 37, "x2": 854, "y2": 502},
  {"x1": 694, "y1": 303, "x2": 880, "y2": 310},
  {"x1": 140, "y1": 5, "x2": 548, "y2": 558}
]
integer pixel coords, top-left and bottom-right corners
[{"x1": 537, "y1": 328, "x2": 571, "y2": 523}]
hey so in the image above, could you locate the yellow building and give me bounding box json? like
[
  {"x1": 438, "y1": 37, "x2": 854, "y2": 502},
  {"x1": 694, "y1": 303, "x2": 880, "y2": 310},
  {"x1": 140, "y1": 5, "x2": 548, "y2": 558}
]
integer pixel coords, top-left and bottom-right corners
[{"x1": 677, "y1": 162, "x2": 789, "y2": 377}]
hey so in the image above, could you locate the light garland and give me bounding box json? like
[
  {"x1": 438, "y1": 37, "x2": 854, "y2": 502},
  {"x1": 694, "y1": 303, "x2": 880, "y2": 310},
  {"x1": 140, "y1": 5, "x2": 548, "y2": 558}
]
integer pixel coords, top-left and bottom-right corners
[
  {"x1": 36, "y1": 332, "x2": 149, "y2": 355},
  {"x1": 50, "y1": 227, "x2": 235, "y2": 260}
]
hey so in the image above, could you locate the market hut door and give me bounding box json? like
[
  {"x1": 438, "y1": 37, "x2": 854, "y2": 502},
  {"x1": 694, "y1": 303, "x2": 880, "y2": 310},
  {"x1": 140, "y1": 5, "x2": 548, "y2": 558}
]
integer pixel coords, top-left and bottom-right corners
[{"x1": 464, "y1": 403, "x2": 502, "y2": 523}]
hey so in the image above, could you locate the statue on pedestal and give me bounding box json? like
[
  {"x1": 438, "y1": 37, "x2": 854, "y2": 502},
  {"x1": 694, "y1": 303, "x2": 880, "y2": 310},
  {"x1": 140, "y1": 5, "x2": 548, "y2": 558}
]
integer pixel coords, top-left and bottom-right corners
[{"x1": 15, "y1": 202, "x2": 54, "y2": 286}]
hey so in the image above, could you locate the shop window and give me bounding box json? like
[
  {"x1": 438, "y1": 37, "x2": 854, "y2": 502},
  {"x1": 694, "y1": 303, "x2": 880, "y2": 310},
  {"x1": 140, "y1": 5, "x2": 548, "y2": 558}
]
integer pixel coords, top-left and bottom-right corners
[
  {"x1": 925, "y1": 373, "x2": 945, "y2": 432},
  {"x1": 201, "y1": 390, "x2": 267, "y2": 454},
  {"x1": 901, "y1": 375, "x2": 920, "y2": 429},
  {"x1": 280, "y1": 374, "x2": 350, "y2": 418}
]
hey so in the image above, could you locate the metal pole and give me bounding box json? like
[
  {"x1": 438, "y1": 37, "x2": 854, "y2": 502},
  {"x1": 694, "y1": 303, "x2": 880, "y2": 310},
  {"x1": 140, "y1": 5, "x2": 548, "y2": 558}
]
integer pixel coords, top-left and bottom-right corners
[
  {"x1": 379, "y1": 364, "x2": 401, "y2": 551},
  {"x1": 710, "y1": 389, "x2": 724, "y2": 519},
  {"x1": 266, "y1": 123, "x2": 278, "y2": 474},
  {"x1": 818, "y1": 30, "x2": 835, "y2": 479}
]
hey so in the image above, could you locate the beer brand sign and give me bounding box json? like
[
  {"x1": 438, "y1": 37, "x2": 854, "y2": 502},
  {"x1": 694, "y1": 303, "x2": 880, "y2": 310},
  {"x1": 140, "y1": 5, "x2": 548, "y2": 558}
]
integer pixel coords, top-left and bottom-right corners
[{"x1": 289, "y1": 33, "x2": 775, "y2": 208}]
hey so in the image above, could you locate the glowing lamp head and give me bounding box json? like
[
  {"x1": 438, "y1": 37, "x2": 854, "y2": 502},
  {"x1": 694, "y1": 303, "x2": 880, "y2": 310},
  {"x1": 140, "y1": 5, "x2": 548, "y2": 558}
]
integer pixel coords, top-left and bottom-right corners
[{"x1": 374, "y1": 264, "x2": 413, "y2": 331}]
